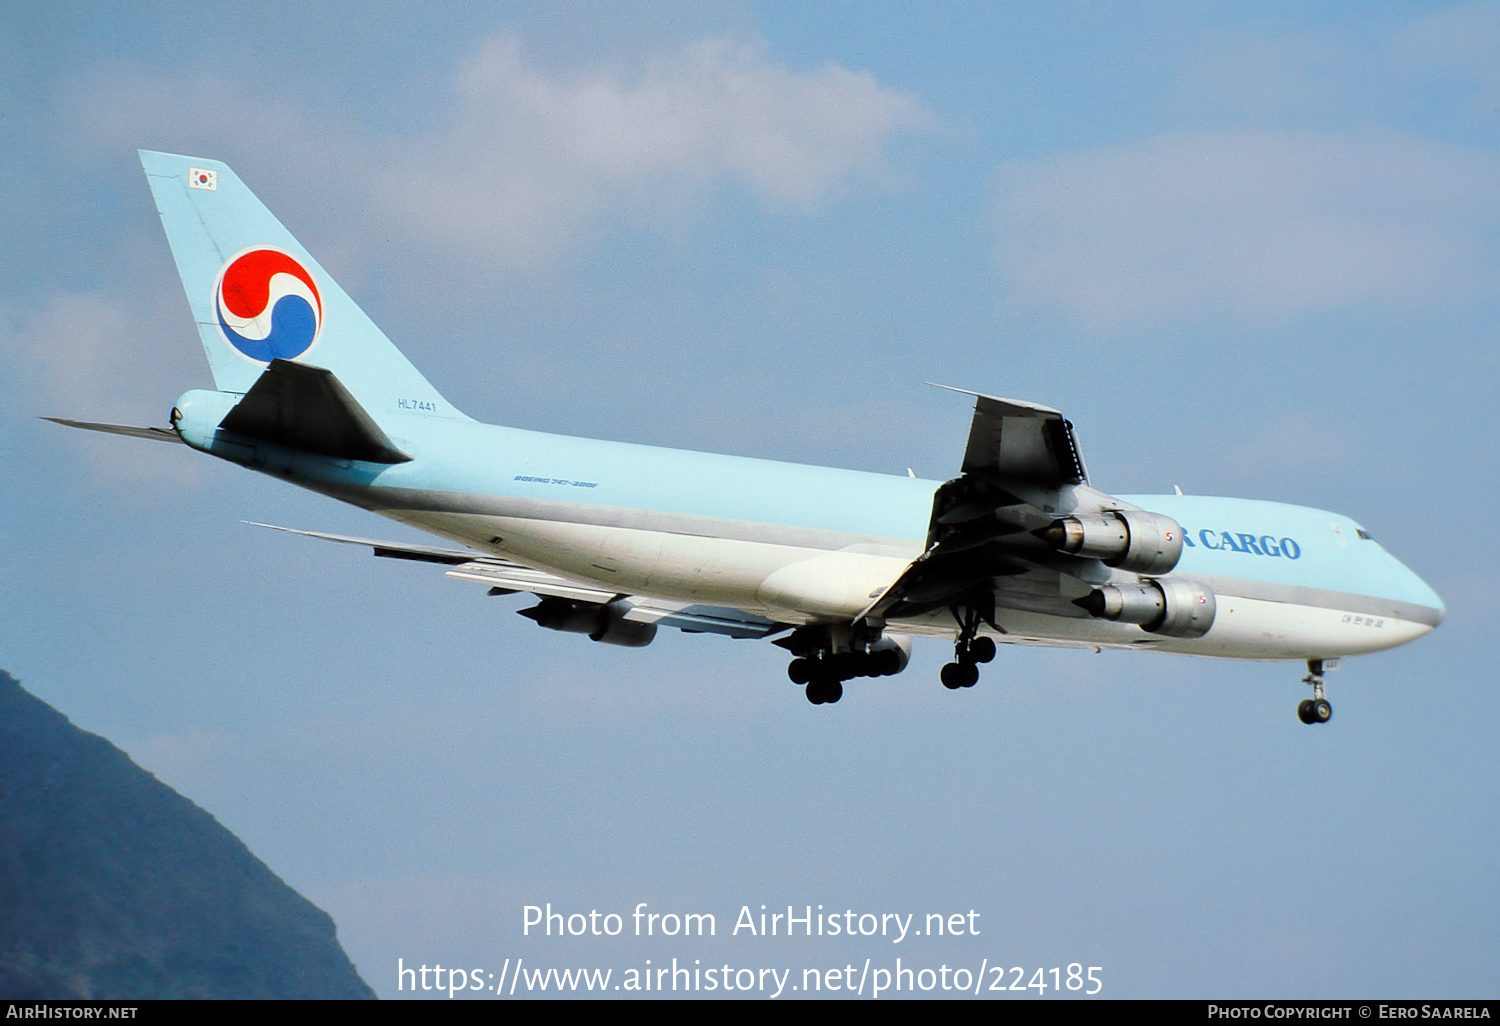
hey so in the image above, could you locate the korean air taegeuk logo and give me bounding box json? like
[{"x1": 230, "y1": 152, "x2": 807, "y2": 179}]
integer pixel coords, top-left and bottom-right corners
[{"x1": 214, "y1": 247, "x2": 323, "y2": 363}]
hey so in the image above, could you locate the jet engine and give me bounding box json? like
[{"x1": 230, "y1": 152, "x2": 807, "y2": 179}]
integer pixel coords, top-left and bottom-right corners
[
  {"x1": 1038, "y1": 509, "x2": 1184, "y2": 575},
  {"x1": 1074, "y1": 577, "x2": 1216, "y2": 639},
  {"x1": 518, "y1": 597, "x2": 657, "y2": 647}
]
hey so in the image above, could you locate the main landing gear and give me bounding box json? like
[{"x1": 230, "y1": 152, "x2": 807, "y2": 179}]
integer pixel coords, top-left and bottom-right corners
[
  {"x1": 1297, "y1": 658, "x2": 1334, "y2": 724},
  {"x1": 781, "y1": 625, "x2": 910, "y2": 705},
  {"x1": 940, "y1": 604, "x2": 996, "y2": 690}
]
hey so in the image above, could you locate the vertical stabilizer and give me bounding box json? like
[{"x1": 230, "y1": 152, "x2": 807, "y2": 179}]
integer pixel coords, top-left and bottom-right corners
[{"x1": 139, "y1": 150, "x2": 465, "y2": 422}]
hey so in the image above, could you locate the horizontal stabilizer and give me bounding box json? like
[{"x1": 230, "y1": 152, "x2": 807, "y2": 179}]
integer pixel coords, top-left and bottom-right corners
[
  {"x1": 44, "y1": 418, "x2": 183, "y2": 444},
  {"x1": 220, "y1": 359, "x2": 411, "y2": 464}
]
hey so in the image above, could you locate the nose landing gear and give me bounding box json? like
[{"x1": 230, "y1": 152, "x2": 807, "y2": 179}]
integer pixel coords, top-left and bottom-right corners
[{"x1": 1297, "y1": 658, "x2": 1335, "y2": 724}]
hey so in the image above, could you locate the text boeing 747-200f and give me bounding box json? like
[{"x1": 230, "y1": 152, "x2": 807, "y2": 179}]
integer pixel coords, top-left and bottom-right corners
[{"x1": 50, "y1": 151, "x2": 1445, "y2": 722}]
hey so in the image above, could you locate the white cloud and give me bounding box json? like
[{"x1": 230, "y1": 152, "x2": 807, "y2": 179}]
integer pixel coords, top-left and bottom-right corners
[
  {"x1": 65, "y1": 34, "x2": 927, "y2": 270},
  {"x1": 2, "y1": 289, "x2": 204, "y2": 485},
  {"x1": 369, "y1": 35, "x2": 925, "y2": 264},
  {"x1": 992, "y1": 127, "x2": 1500, "y2": 328},
  {"x1": 13, "y1": 292, "x2": 141, "y2": 414},
  {"x1": 4, "y1": 287, "x2": 204, "y2": 417}
]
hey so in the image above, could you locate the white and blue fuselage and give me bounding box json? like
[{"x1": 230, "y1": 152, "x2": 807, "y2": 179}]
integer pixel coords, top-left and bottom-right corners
[
  {"x1": 170, "y1": 391, "x2": 1444, "y2": 661},
  {"x1": 66, "y1": 148, "x2": 1438, "y2": 715}
]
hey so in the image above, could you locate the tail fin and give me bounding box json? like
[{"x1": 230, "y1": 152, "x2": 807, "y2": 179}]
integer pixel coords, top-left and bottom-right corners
[{"x1": 139, "y1": 150, "x2": 465, "y2": 421}]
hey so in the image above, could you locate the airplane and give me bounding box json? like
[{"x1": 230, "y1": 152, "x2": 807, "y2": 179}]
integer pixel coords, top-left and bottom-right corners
[{"x1": 49, "y1": 150, "x2": 1446, "y2": 722}]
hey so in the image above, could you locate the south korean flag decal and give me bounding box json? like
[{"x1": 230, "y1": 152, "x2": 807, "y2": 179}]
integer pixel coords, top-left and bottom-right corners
[{"x1": 188, "y1": 167, "x2": 217, "y2": 190}]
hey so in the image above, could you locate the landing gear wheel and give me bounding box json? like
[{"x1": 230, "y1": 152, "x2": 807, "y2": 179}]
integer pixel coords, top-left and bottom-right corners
[
  {"x1": 787, "y1": 658, "x2": 813, "y2": 685},
  {"x1": 805, "y1": 677, "x2": 844, "y2": 705},
  {"x1": 941, "y1": 661, "x2": 979, "y2": 689},
  {"x1": 1312, "y1": 698, "x2": 1332, "y2": 723},
  {"x1": 969, "y1": 636, "x2": 996, "y2": 664},
  {"x1": 940, "y1": 662, "x2": 965, "y2": 689},
  {"x1": 1297, "y1": 699, "x2": 1316, "y2": 724}
]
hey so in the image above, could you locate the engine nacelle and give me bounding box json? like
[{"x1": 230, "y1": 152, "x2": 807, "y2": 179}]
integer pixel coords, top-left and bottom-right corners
[
  {"x1": 518, "y1": 597, "x2": 658, "y2": 647},
  {"x1": 1039, "y1": 509, "x2": 1184, "y2": 575},
  {"x1": 866, "y1": 634, "x2": 913, "y2": 676},
  {"x1": 1074, "y1": 577, "x2": 1216, "y2": 639}
]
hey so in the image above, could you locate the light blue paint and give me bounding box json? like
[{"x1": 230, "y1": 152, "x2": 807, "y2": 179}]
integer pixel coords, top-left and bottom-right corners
[
  {"x1": 1121, "y1": 494, "x2": 1445, "y2": 614},
  {"x1": 139, "y1": 150, "x2": 463, "y2": 420}
]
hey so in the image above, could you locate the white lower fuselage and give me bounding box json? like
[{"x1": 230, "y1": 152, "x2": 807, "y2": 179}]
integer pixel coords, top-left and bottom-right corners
[{"x1": 382, "y1": 496, "x2": 1440, "y2": 662}]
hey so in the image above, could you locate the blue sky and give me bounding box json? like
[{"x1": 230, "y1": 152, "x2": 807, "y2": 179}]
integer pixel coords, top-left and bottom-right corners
[{"x1": 2, "y1": 1, "x2": 1496, "y2": 998}]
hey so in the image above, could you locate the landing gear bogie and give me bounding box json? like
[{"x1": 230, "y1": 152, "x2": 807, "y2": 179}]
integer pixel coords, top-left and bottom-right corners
[
  {"x1": 778, "y1": 624, "x2": 910, "y2": 706},
  {"x1": 941, "y1": 603, "x2": 996, "y2": 691}
]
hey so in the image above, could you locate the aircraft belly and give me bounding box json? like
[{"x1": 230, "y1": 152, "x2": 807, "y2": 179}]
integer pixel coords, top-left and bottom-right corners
[
  {"x1": 756, "y1": 549, "x2": 916, "y2": 619},
  {"x1": 891, "y1": 593, "x2": 1433, "y2": 661},
  {"x1": 1153, "y1": 595, "x2": 1433, "y2": 659},
  {"x1": 380, "y1": 507, "x2": 918, "y2": 616}
]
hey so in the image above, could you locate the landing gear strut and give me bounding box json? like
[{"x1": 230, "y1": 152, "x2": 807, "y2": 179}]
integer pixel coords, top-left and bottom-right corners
[
  {"x1": 1297, "y1": 658, "x2": 1334, "y2": 724},
  {"x1": 941, "y1": 604, "x2": 996, "y2": 690}
]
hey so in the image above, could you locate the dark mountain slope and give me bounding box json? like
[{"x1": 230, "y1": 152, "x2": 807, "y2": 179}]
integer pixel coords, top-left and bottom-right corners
[{"x1": 0, "y1": 669, "x2": 374, "y2": 999}]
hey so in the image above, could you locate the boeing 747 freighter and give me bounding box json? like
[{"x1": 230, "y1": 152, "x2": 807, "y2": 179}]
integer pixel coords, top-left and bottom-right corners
[{"x1": 50, "y1": 151, "x2": 1446, "y2": 721}]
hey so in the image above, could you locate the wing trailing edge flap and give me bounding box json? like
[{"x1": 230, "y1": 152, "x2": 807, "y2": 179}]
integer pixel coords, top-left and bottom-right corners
[
  {"x1": 623, "y1": 604, "x2": 782, "y2": 640},
  {"x1": 247, "y1": 522, "x2": 782, "y2": 640},
  {"x1": 219, "y1": 359, "x2": 411, "y2": 464},
  {"x1": 445, "y1": 562, "x2": 781, "y2": 639}
]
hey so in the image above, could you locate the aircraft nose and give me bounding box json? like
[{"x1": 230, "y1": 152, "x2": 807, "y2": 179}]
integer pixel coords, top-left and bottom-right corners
[{"x1": 1407, "y1": 567, "x2": 1445, "y2": 628}]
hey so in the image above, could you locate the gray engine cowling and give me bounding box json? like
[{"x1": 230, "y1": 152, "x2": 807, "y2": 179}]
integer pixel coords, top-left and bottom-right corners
[
  {"x1": 518, "y1": 597, "x2": 658, "y2": 647},
  {"x1": 1039, "y1": 509, "x2": 1184, "y2": 575},
  {"x1": 1074, "y1": 577, "x2": 1216, "y2": 639}
]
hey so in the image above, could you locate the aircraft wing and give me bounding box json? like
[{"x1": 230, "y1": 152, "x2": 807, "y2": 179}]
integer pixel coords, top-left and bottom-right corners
[
  {"x1": 248, "y1": 522, "x2": 784, "y2": 640},
  {"x1": 935, "y1": 385, "x2": 1089, "y2": 486},
  {"x1": 858, "y1": 388, "x2": 1111, "y2": 627}
]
